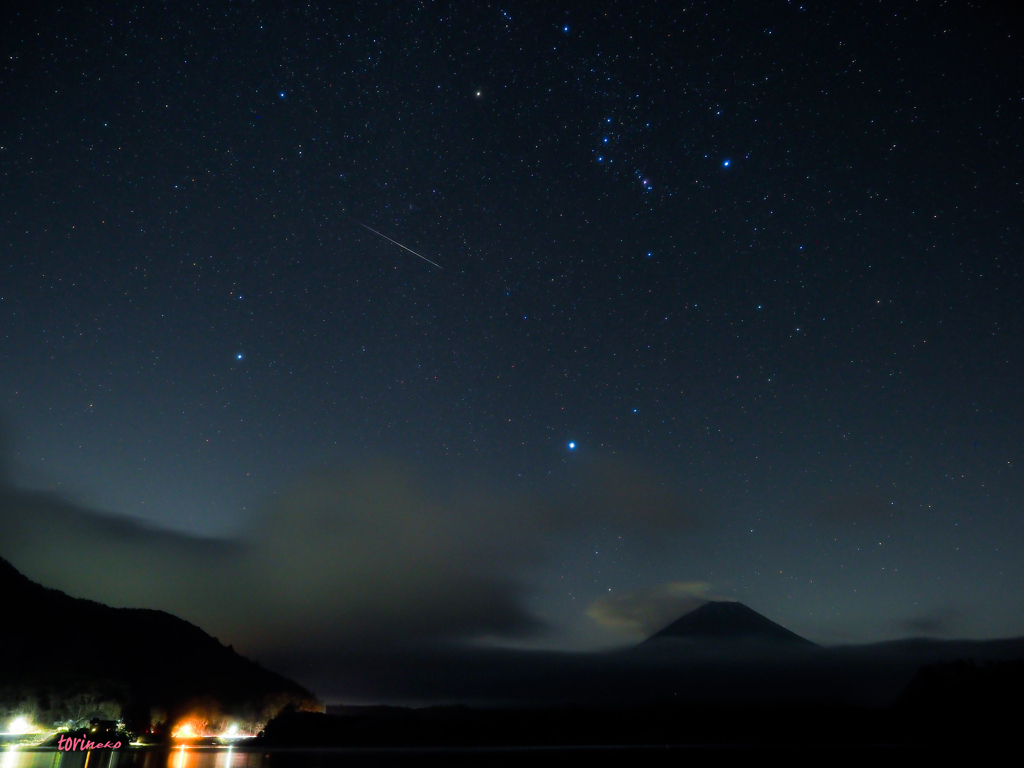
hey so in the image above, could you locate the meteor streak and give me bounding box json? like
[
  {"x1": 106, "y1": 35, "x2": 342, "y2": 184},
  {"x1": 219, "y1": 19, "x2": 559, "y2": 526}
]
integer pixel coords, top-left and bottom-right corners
[{"x1": 356, "y1": 221, "x2": 443, "y2": 270}]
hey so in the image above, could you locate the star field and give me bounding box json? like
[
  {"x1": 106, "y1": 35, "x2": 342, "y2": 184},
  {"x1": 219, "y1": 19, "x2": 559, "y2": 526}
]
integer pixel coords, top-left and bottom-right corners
[{"x1": 1, "y1": 0, "x2": 1023, "y2": 648}]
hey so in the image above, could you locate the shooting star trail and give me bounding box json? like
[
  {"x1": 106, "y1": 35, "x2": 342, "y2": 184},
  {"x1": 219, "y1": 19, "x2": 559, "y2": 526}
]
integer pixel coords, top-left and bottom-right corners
[{"x1": 356, "y1": 221, "x2": 443, "y2": 270}]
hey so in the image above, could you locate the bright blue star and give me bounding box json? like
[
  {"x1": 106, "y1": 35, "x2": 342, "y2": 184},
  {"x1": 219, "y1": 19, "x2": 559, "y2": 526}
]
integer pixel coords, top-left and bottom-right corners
[
  {"x1": 279, "y1": 92, "x2": 286, "y2": 98},
  {"x1": 236, "y1": 353, "x2": 244, "y2": 361},
  {"x1": 597, "y1": 156, "x2": 603, "y2": 162},
  {"x1": 568, "y1": 441, "x2": 576, "y2": 450},
  {"x1": 723, "y1": 159, "x2": 731, "y2": 167},
  {"x1": 563, "y1": 25, "x2": 569, "y2": 33}
]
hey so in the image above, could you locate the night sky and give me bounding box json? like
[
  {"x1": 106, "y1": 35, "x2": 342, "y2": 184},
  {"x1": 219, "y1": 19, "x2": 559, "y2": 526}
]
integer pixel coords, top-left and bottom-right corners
[{"x1": 2, "y1": 0, "x2": 1023, "y2": 690}]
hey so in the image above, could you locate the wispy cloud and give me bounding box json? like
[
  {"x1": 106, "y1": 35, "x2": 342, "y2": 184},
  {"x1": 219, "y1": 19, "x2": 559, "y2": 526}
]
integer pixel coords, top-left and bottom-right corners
[
  {"x1": 587, "y1": 581, "x2": 713, "y2": 638},
  {"x1": 0, "y1": 452, "x2": 699, "y2": 656}
]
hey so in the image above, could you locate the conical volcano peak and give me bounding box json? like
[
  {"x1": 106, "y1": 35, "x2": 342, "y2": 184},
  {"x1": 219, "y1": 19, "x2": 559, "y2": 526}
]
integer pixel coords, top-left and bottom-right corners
[{"x1": 645, "y1": 601, "x2": 815, "y2": 645}]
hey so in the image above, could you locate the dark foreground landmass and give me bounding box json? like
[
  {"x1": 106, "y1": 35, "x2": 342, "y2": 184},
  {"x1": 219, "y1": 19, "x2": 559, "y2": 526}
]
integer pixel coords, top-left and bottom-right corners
[{"x1": 0, "y1": 557, "x2": 317, "y2": 730}]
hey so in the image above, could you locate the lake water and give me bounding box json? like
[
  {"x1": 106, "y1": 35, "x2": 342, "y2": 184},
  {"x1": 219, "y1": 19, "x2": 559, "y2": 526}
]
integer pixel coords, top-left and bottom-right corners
[{"x1": 0, "y1": 742, "x2": 965, "y2": 768}]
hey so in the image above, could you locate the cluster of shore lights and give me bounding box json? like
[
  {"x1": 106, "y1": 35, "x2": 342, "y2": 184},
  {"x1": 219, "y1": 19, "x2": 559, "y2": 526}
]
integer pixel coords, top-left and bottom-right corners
[{"x1": 171, "y1": 721, "x2": 250, "y2": 740}]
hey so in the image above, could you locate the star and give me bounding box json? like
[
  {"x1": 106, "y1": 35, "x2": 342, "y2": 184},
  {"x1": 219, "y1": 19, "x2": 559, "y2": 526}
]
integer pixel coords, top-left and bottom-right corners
[{"x1": 568, "y1": 441, "x2": 576, "y2": 450}]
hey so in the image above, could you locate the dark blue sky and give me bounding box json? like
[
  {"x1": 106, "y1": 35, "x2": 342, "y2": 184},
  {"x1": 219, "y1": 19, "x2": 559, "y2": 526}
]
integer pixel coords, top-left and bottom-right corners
[{"x1": 1, "y1": 0, "x2": 1022, "y2": 656}]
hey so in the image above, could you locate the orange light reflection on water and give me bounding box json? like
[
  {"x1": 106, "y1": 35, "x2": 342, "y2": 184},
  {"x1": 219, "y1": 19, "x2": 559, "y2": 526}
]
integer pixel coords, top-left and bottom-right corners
[
  {"x1": 165, "y1": 746, "x2": 262, "y2": 768},
  {"x1": 0, "y1": 745, "x2": 261, "y2": 768}
]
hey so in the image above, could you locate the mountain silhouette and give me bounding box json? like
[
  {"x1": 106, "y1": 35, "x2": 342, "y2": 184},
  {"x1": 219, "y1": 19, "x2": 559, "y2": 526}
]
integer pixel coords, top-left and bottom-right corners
[
  {"x1": 0, "y1": 557, "x2": 317, "y2": 730},
  {"x1": 645, "y1": 601, "x2": 816, "y2": 645}
]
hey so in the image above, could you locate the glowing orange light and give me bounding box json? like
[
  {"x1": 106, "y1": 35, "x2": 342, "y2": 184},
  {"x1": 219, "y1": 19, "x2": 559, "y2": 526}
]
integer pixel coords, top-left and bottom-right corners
[{"x1": 172, "y1": 720, "x2": 203, "y2": 739}]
